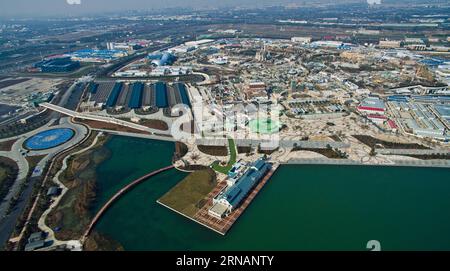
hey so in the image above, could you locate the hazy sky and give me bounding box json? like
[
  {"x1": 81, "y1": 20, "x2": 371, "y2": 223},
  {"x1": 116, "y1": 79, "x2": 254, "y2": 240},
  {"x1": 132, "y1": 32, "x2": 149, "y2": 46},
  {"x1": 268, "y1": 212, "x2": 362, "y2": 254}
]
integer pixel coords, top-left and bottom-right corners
[{"x1": 0, "y1": 0, "x2": 370, "y2": 18}]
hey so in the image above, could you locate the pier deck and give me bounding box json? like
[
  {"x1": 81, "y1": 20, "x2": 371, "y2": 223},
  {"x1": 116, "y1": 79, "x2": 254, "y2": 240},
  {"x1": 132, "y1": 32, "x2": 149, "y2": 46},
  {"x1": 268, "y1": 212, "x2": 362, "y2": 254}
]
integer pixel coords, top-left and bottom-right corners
[{"x1": 192, "y1": 164, "x2": 279, "y2": 235}]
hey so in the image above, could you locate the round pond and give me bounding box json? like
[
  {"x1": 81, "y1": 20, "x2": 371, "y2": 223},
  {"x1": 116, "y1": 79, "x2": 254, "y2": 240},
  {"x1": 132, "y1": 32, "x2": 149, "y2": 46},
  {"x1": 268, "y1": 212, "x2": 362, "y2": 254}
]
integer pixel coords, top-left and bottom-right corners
[{"x1": 24, "y1": 128, "x2": 75, "y2": 150}]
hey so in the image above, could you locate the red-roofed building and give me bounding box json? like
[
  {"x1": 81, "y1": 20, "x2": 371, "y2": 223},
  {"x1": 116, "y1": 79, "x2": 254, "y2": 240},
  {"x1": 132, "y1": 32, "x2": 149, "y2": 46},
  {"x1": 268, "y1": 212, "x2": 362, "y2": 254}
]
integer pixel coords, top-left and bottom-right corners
[
  {"x1": 387, "y1": 120, "x2": 398, "y2": 131},
  {"x1": 357, "y1": 106, "x2": 385, "y2": 114},
  {"x1": 367, "y1": 114, "x2": 387, "y2": 124}
]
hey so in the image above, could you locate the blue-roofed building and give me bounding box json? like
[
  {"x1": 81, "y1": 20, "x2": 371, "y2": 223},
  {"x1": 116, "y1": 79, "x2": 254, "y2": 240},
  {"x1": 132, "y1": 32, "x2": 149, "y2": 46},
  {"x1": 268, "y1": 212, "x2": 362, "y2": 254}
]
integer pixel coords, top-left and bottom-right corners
[
  {"x1": 174, "y1": 82, "x2": 191, "y2": 107},
  {"x1": 34, "y1": 56, "x2": 80, "y2": 73},
  {"x1": 209, "y1": 158, "x2": 272, "y2": 219},
  {"x1": 155, "y1": 82, "x2": 169, "y2": 108},
  {"x1": 89, "y1": 83, "x2": 99, "y2": 94},
  {"x1": 420, "y1": 58, "x2": 446, "y2": 68},
  {"x1": 435, "y1": 104, "x2": 450, "y2": 121},
  {"x1": 147, "y1": 53, "x2": 164, "y2": 60},
  {"x1": 412, "y1": 95, "x2": 450, "y2": 104},
  {"x1": 337, "y1": 44, "x2": 352, "y2": 50},
  {"x1": 387, "y1": 95, "x2": 410, "y2": 103},
  {"x1": 227, "y1": 162, "x2": 243, "y2": 179},
  {"x1": 129, "y1": 82, "x2": 143, "y2": 109},
  {"x1": 106, "y1": 82, "x2": 123, "y2": 108},
  {"x1": 150, "y1": 52, "x2": 176, "y2": 66}
]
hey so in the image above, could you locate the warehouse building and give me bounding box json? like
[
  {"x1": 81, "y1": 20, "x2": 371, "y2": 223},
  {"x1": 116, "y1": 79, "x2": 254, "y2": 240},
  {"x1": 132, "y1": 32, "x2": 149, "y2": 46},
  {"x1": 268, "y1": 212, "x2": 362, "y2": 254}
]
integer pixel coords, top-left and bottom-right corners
[
  {"x1": 116, "y1": 83, "x2": 131, "y2": 109},
  {"x1": 174, "y1": 82, "x2": 191, "y2": 108},
  {"x1": 142, "y1": 83, "x2": 156, "y2": 108},
  {"x1": 388, "y1": 97, "x2": 450, "y2": 140},
  {"x1": 106, "y1": 82, "x2": 123, "y2": 108},
  {"x1": 88, "y1": 81, "x2": 115, "y2": 106},
  {"x1": 378, "y1": 40, "x2": 401, "y2": 49},
  {"x1": 358, "y1": 96, "x2": 386, "y2": 115},
  {"x1": 34, "y1": 56, "x2": 80, "y2": 73},
  {"x1": 129, "y1": 82, "x2": 144, "y2": 109},
  {"x1": 88, "y1": 83, "x2": 98, "y2": 94},
  {"x1": 367, "y1": 114, "x2": 387, "y2": 124},
  {"x1": 434, "y1": 105, "x2": 450, "y2": 123},
  {"x1": 155, "y1": 82, "x2": 169, "y2": 108},
  {"x1": 90, "y1": 81, "x2": 190, "y2": 111}
]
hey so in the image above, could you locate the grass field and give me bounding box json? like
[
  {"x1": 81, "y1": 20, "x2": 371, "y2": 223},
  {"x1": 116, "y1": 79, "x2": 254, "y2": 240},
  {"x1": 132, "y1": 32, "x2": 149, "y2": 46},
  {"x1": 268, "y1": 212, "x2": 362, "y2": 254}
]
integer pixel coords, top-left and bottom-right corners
[
  {"x1": 248, "y1": 118, "x2": 281, "y2": 135},
  {"x1": 211, "y1": 138, "x2": 237, "y2": 174},
  {"x1": 158, "y1": 169, "x2": 217, "y2": 217}
]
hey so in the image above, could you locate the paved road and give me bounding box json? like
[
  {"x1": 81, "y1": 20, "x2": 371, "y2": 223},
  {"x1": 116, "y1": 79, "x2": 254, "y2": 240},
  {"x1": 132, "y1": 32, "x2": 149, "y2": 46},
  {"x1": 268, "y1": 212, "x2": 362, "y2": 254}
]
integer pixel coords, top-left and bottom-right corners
[
  {"x1": 0, "y1": 116, "x2": 88, "y2": 216},
  {"x1": 0, "y1": 79, "x2": 91, "y2": 249},
  {"x1": 0, "y1": 117, "x2": 88, "y2": 248},
  {"x1": 0, "y1": 174, "x2": 39, "y2": 249},
  {"x1": 0, "y1": 140, "x2": 29, "y2": 218}
]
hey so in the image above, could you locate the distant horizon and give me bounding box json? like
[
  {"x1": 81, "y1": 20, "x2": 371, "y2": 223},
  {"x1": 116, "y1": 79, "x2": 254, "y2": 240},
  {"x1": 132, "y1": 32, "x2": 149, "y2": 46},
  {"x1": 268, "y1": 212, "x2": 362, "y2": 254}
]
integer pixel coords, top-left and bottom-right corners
[{"x1": 0, "y1": 0, "x2": 443, "y2": 19}]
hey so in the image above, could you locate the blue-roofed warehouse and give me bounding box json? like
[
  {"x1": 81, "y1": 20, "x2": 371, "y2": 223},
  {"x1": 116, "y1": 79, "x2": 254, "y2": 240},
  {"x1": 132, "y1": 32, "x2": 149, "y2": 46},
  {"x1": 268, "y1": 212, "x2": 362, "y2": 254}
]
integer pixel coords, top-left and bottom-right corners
[
  {"x1": 89, "y1": 83, "x2": 99, "y2": 94},
  {"x1": 129, "y1": 82, "x2": 144, "y2": 109},
  {"x1": 174, "y1": 82, "x2": 191, "y2": 108},
  {"x1": 387, "y1": 95, "x2": 409, "y2": 103},
  {"x1": 420, "y1": 58, "x2": 446, "y2": 67},
  {"x1": 434, "y1": 104, "x2": 450, "y2": 121},
  {"x1": 155, "y1": 82, "x2": 169, "y2": 108},
  {"x1": 34, "y1": 56, "x2": 80, "y2": 73},
  {"x1": 106, "y1": 82, "x2": 123, "y2": 107}
]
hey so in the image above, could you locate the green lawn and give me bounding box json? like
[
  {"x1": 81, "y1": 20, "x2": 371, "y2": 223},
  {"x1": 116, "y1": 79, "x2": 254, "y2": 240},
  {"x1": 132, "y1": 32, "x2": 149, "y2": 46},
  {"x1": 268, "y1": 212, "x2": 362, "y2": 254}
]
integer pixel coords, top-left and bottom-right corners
[
  {"x1": 158, "y1": 169, "x2": 217, "y2": 217},
  {"x1": 211, "y1": 138, "x2": 237, "y2": 174}
]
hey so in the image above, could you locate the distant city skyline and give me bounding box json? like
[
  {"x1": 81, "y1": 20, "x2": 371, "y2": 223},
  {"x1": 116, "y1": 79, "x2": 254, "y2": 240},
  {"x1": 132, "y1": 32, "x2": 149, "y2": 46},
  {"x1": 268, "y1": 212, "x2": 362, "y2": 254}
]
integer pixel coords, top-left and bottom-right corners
[
  {"x1": 0, "y1": 0, "x2": 429, "y2": 18},
  {"x1": 4, "y1": 0, "x2": 299, "y2": 17}
]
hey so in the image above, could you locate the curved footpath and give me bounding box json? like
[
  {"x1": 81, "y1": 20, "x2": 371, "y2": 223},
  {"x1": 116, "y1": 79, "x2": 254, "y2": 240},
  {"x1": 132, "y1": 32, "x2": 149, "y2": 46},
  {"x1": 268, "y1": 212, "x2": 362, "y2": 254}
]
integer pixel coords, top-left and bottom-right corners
[
  {"x1": 36, "y1": 132, "x2": 102, "y2": 250},
  {"x1": 0, "y1": 117, "x2": 87, "y2": 220},
  {"x1": 2, "y1": 117, "x2": 88, "y2": 247}
]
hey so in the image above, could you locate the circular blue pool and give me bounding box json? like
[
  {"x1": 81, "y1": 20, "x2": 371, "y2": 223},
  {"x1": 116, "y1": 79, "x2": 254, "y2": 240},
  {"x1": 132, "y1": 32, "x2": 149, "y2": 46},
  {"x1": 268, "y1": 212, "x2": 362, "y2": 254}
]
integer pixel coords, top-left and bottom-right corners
[{"x1": 24, "y1": 128, "x2": 75, "y2": 150}]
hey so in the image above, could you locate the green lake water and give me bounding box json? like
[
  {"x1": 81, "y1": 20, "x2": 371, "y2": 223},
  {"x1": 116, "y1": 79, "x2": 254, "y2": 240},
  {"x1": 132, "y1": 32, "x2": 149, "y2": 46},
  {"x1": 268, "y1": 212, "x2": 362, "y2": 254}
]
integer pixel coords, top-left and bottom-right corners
[
  {"x1": 94, "y1": 135, "x2": 450, "y2": 251},
  {"x1": 92, "y1": 135, "x2": 179, "y2": 212}
]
